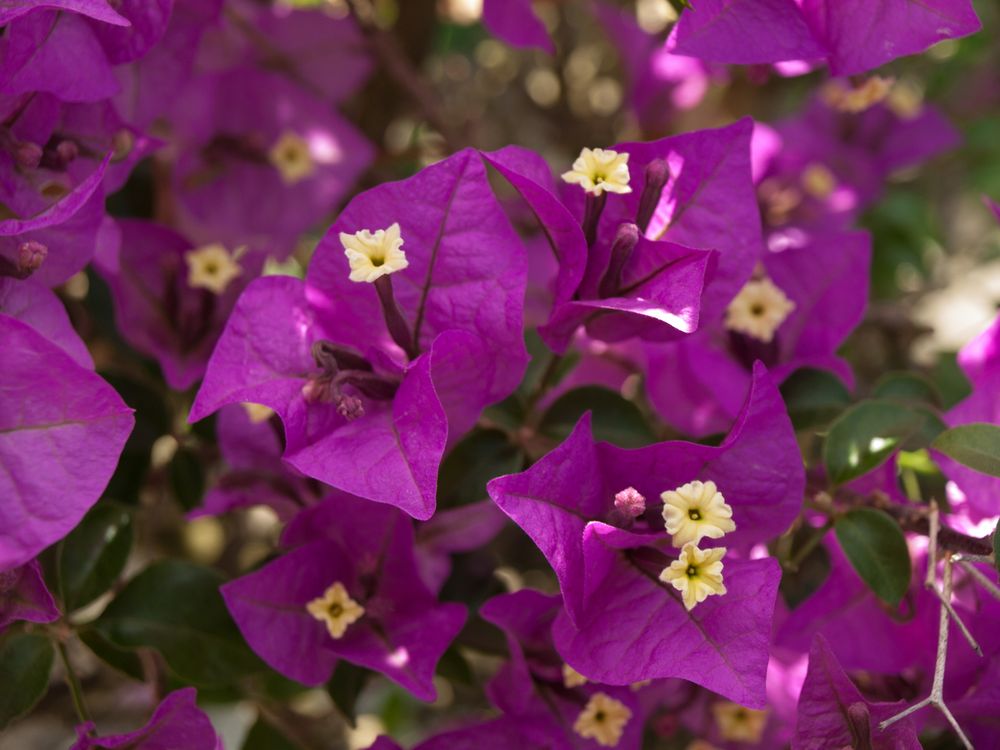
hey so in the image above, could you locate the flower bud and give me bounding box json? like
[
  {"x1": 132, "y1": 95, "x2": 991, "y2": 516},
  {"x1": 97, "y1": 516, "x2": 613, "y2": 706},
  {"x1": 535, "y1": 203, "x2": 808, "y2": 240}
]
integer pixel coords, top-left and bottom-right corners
[
  {"x1": 614, "y1": 486, "x2": 646, "y2": 518},
  {"x1": 18, "y1": 241, "x2": 48, "y2": 277},
  {"x1": 15, "y1": 141, "x2": 42, "y2": 170},
  {"x1": 635, "y1": 158, "x2": 670, "y2": 233}
]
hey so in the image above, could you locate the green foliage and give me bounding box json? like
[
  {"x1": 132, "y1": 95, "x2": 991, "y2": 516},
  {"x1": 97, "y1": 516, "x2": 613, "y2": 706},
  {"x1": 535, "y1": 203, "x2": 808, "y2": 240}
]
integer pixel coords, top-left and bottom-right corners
[
  {"x1": 540, "y1": 386, "x2": 655, "y2": 447},
  {"x1": 835, "y1": 508, "x2": 912, "y2": 607},
  {"x1": 932, "y1": 423, "x2": 1000, "y2": 478},
  {"x1": 326, "y1": 661, "x2": 371, "y2": 727},
  {"x1": 0, "y1": 632, "x2": 54, "y2": 730},
  {"x1": 94, "y1": 560, "x2": 263, "y2": 687},
  {"x1": 823, "y1": 399, "x2": 945, "y2": 485},
  {"x1": 78, "y1": 629, "x2": 145, "y2": 681},
  {"x1": 780, "y1": 368, "x2": 851, "y2": 429},
  {"x1": 169, "y1": 447, "x2": 207, "y2": 511},
  {"x1": 242, "y1": 717, "x2": 302, "y2": 750},
  {"x1": 873, "y1": 372, "x2": 941, "y2": 407},
  {"x1": 438, "y1": 428, "x2": 524, "y2": 507},
  {"x1": 57, "y1": 501, "x2": 133, "y2": 612}
]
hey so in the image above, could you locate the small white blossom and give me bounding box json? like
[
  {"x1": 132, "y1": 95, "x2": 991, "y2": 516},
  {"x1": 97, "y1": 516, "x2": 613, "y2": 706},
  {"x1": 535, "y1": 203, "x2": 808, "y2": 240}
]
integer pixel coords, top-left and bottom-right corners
[
  {"x1": 659, "y1": 543, "x2": 727, "y2": 611},
  {"x1": 573, "y1": 692, "x2": 632, "y2": 747},
  {"x1": 306, "y1": 581, "x2": 365, "y2": 639},
  {"x1": 724, "y1": 277, "x2": 795, "y2": 343},
  {"x1": 561, "y1": 147, "x2": 631, "y2": 196},
  {"x1": 661, "y1": 480, "x2": 735, "y2": 548},
  {"x1": 340, "y1": 223, "x2": 409, "y2": 283}
]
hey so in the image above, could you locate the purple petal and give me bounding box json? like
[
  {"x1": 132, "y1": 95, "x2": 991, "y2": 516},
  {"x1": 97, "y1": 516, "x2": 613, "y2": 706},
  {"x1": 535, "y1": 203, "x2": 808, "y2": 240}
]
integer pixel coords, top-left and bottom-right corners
[
  {"x1": 0, "y1": 559, "x2": 59, "y2": 630},
  {"x1": 481, "y1": 0, "x2": 554, "y2": 53}
]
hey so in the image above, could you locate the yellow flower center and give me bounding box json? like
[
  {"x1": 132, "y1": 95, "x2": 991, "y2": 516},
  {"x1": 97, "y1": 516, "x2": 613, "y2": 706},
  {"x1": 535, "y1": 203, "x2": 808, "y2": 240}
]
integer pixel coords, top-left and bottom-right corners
[
  {"x1": 659, "y1": 543, "x2": 727, "y2": 611},
  {"x1": 724, "y1": 277, "x2": 795, "y2": 343},
  {"x1": 340, "y1": 222, "x2": 409, "y2": 284},
  {"x1": 269, "y1": 130, "x2": 316, "y2": 185},
  {"x1": 305, "y1": 581, "x2": 365, "y2": 639},
  {"x1": 561, "y1": 147, "x2": 632, "y2": 196},
  {"x1": 712, "y1": 701, "x2": 769, "y2": 743},
  {"x1": 242, "y1": 402, "x2": 275, "y2": 424},
  {"x1": 573, "y1": 692, "x2": 632, "y2": 747},
  {"x1": 185, "y1": 243, "x2": 243, "y2": 295},
  {"x1": 661, "y1": 480, "x2": 736, "y2": 548},
  {"x1": 801, "y1": 163, "x2": 837, "y2": 199}
]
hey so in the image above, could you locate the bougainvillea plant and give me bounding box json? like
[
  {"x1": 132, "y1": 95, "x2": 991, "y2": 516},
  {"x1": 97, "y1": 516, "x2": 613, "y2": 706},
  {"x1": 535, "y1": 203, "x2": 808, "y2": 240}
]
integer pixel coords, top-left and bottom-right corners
[{"x1": 2, "y1": 1, "x2": 1000, "y2": 749}]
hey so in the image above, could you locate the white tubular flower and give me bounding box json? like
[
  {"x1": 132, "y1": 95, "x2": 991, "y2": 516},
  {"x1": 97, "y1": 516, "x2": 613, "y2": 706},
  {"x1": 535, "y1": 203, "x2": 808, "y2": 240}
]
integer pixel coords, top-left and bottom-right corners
[
  {"x1": 659, "y1": 543, "x2": 727, "y2": 611},
  {"x1": 561, "y1": 147, "x2": 632, "y2": 196},
  {"x1": 573, "y1": 692, "x2": 632, "y2": 747},
  {"x1": 305, "y1": 581, "x2": 365, "y2": 639},
  {"x1": 185, "y1": 243, "x2": 243, "y2": 294},
  {"x1": 712, "y1": 701, "x2": 769, "y2": 743},
  {"x1": 563, "y1": 663, "x2": 588, "y2": 688},
  {"x1": 340, "y1": 222, "x2": 409, "y2": 283},
  {"x1": 269, "y1": 130, "x2": 316, "y2": 184},
  {"x1": 723, "y1": 277, "x2": 795, "y2": 343},
  {"x1": 661, "y1": 480, "x2": 735, "y2": 548}
]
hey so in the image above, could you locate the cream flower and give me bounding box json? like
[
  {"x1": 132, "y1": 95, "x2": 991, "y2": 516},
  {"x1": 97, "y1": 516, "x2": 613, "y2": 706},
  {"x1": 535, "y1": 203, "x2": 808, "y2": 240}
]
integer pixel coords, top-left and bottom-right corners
[
  {"x1": 563, "y1": 663, "x2": 588, "y2": 688},
  {"x1": 340, "y1": 222, "x2": 409, "y2": 283},
  {"x1": 821, "y1": 76, "x2": 894, "y2": 113},
  {"x1": 801, "y1": 162, "x2": 836, "y2": 199},
  {"x1": 306, "y1": 581, "x2": 365, "y2": 639},
  {"x1": 561, "y1": 147, "x2": 631, "y2": 196},
  {"x1": 659, "y1": 543, "x2": 727, "y2": 611},
  {"x1": 185, "y1": 243, "x2": 243, "y2": 294},
  {"x1": 661, "y1": 480, "x2": 735, "y2": 548},
  {"x1": 242, "y1": 402, "x2": 274, "y2": 424},
  {"x1": 269, "y1": 130, "x2": 316, "y2": 184},
  {"x1": 573, "y1": 692, "x2": 632, "y2": 747},
  {"x1": 724, "y1": 277, "x2": 795, "y2": 343},
  {"x1": 712, "y1": 702, "x2": 769, "y2": 743}
]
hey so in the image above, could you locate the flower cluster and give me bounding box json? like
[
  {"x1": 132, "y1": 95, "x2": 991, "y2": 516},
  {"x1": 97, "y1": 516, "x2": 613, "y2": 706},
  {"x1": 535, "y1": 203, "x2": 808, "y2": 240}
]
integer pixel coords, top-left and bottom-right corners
[{"x1": 1, "y1": 1, "x2": 998, "y2": 749}]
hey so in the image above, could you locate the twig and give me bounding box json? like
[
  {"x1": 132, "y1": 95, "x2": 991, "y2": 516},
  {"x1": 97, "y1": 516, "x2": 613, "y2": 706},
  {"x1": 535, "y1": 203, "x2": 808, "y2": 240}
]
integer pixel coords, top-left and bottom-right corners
[
  {"x1": 880, "y1": 556, "x2": 974, "y2": 748},
  {"x1": 959, "y1": 560, "x2": 1000, "y2": 603}
]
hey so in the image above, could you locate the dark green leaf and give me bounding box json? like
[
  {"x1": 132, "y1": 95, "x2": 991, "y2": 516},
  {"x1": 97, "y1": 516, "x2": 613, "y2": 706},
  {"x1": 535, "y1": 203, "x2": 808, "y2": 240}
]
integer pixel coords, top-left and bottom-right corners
[
  {"x1": 438, "y1": 429, "x2": 523, "y2": 508},
  {"x1": 994, "y1": 522, "x2": 1000, "y2": 580},
  {"x1": 94, "y1": 560, "x2": 263, "y2": 686},
  {"x1": 780, "y1": 368, "x2": 851, "y2": 429},
  {"x1": 823, "y1": 400, "x2": 945, "y2": 485},
  {"x1": 873, "y1": 372, "x2": 941, "y2": 407},
  {"x1": 895, "y1": 450, "x2": 948, "y2": 505},
  {"x1": 326, "y1": 661, "x2": 370, "y2": 727},
  {"x1": 58, "y1": 502, "x2": 133, "y2": 611},
  {"x1": 78, "y1": 628, "x2": 145, "y2": 681},
  {"x1": 540, "y1": 386, "x2": 654, "y2": 448},
  {"x1": 169, "y1": 447, "x2": 206, "y2": 511},
  {"x1": 436, "y1": 645, "x2": 473, "y2": 686},
  {"x1": 0, "y1": 632, "x2": 54, "y2": 729},
  {"x1": 835, "y1": 508, "x2": 912, "y2": 606},
  {"x1": 932, "y1": 423, "x2": 1000, "y2": 478},
  {"x1": 242, "y1": 717, "x2": 302, "y2": 750}
]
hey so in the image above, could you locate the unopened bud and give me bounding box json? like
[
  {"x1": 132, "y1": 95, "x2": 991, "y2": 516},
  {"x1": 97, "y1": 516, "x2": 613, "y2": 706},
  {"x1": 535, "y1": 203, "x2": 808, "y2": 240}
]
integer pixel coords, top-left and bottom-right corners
[
  {"x1": 15, "y1": 141, "x2": 42, "y2": 170},
  {"x1": 17, "y1": 241, "x2": 47, "y2": 276},
  {"x1": 598, "y1": 222, "x2": 641, "y2": 298},
  {"x1": 111, "y1": 129, "x2": 135, "y2": 161},
  {"x1": 635, "y1": 158, "x2": 670, "y2": 233},
  {"x1": 55, "y1": 140, "x2": 79, "y2": 164},
  {"x1": 846, "y1": 702, "x2": 873, "y2": 750},
  {"x1": 336, "y1": 394, "x2": 364, "y2": 420},
  {"x1": 614, "y1": 486, "x2": 646, "y2": 518}
]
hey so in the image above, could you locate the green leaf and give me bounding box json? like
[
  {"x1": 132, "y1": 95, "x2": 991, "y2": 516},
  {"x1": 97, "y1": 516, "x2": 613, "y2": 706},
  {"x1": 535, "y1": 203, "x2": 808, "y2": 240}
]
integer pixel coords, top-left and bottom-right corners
[
  {"x1": 994, "y1": 522, "x2": 1000, "y2": 579},
  {"x1": 94, "y1": 560, "x2": 263, "y2": 687},
  {"x1": 932, "y1": 423, "x2": 1000, "y2": 479},
  {"x1": 823, "y1": 400, "x2": 945, "y2": 486},
  {"x1": 326, "y1": 661, "x2": 370, "y2": 727},
  {"x1": 540, "y1": 386, "x2": 654, "y2": 448},
  {"x1": 873, "y1": 372, "x2": 941, "y2": 407},
  {"x1": 780, "y1": 368, "x2": 850, "y2": 429},
  {"x1": 58, "y1": 502, "x2": 133, "y2": 612},
  {"x1": 835, "y1": 508, "x2": 912, "y2": 606},
  {"x1": 0, "y1": 632, "x2": 54, "y2": 729},
  {"x1": 895, "y1": 449, "x2": 948, "y2": 505},
  {"x1": 242, "y1": 717, "x2": 302, "y2": 750},
  {"x1": 78, "y1": 628, "x2": 145, "y2": 681},
  {"x1": 169, "y1": 447, "x2": 206, "y2": 512},
  {"x1": 437, "y1": 429, "x2": 523, "y2": 508}
]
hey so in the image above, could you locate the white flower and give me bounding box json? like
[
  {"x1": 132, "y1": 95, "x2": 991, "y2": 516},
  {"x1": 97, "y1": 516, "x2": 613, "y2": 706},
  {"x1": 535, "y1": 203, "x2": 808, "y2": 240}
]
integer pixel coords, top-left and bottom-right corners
[
  {"x1": 340, "y1": 222, "x2": 409, "y2": 283},
  {"x1": 269, "y1": 130, "x2": 316, "y2": 184},
  {"x1": 712, "y1": 701, "x2": 769, "y2": 743},
  {"x1": 185, "y1": 243, "x2": 243, "y2": 294},
  {"x1": 561, "y1": 147, "x2": 631, "y2": 196},
  {"x1": 573, "y1": 692, "x2": 632, "y2": 747},
  {"x1": 724, "y1": 277, "x2": 795, "y2": 343},
  {"x1": 563, "y1": 663, "x2": 588, "y2": 688},
  {"x1": 661, "y1": 480, "x2": 735, "y2": 548},
  {"x1": 659, "y1": 543, "x2": 727, "y2": 611},
  {"x1": 305, "y1": 581, "x2": 365, "y2": 639}
]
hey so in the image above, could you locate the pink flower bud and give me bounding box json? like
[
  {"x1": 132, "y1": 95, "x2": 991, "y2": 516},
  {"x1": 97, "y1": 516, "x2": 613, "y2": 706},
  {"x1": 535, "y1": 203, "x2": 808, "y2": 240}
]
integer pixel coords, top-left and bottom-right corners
[
  {"x1": 15, "y1": 142, "x2": 42, "y2": 169},
  {"x1": 614, "y1": 486, "x2": 646, "y2": 518},
  {"x1": 17, "y1": 241, "x2": 47, "y2": 276}
]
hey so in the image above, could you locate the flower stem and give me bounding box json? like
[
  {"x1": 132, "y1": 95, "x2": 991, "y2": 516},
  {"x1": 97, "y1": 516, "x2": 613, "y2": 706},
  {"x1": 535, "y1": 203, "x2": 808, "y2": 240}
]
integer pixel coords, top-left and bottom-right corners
[
  {"x1": 56, "y1": 639, "x2": 92, "y2": 729},
  {"x1": 374, "y1": 275, "x2": 417, "y2": 359}
]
